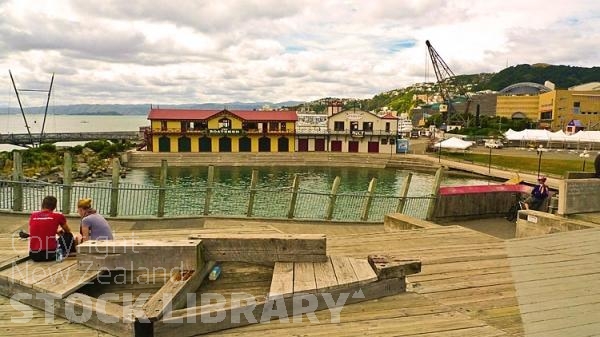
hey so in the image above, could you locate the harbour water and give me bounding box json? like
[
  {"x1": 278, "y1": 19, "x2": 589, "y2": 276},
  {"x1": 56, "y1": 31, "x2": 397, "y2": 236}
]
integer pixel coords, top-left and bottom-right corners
[{"x1": 0, "y1": 114, "x2": 149, "y2": 134}]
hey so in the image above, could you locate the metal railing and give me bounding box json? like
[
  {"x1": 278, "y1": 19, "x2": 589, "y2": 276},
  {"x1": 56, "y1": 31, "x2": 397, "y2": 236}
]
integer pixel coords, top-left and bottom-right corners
[{"x1": 0, "y1": 179, "x2": 434, "y2": 222}]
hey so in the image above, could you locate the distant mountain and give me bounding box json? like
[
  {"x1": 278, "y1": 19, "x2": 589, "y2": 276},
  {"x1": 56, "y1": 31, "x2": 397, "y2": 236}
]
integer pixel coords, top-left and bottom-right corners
[
  {"x1": 484, "y1": 64, "x2": 600, "y2": 90},
  {"x1": 3, "y1": 101, "x2": 304, "y2": 115}
]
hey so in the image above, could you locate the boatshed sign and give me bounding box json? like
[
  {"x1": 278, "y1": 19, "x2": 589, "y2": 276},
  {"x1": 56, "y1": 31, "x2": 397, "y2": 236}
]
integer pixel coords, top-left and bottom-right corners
[{"x1": 208, "y1": 129, "x2": 243, "y2": 135}]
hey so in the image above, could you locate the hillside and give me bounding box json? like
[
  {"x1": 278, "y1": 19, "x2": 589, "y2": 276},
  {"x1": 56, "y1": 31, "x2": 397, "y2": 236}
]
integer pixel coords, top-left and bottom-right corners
[{"x1": 485, "y1": 64, "x2": 600, "y2": 90}]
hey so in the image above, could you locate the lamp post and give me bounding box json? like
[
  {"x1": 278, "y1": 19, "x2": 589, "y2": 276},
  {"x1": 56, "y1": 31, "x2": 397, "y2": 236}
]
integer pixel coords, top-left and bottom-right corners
[
  {"x1": 536, "y1": 145, "x2": 544, "y2": 178},
  {"x1": 580, "y1": 149, "x2": 590, "y2": 171},
  {"x1": 488, "y1": 146, "x2": 492, "y2": 174}
]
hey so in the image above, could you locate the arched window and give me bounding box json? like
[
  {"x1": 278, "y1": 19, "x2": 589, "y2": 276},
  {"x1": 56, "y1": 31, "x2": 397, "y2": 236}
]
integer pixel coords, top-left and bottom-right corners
[
  {"x1": 199, "y1": 137, "x2": 212, "y2": 152},
  {"x1": 277, "y1": 137, "x2": 289, "y2": 152},
  {"x1": 258, "y1": 137, "x2": 271, "y2": 152},
  {"x1": 178, "y1": 136, "x2": 191, "y2": 152},
  {"x1": 219, "y1": 137, "x2": 232, "y2": 152},
  {"x1": 218, "y1": 118, "x2": 231, "y2": 129},
  {"x1": 239, "y1": 137, "x2": 252, "y2": 152}
]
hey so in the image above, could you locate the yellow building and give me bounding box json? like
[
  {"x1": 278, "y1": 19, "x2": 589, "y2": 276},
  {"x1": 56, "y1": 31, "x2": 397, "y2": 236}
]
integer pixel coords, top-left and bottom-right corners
[
  {"x1": 538, "y1": 88, "x2": 600, "y2": 131},
  {"x1": 495, "y1": 82, "x2": 549, "y2": 120},
  {"x1": 496, "y1": 95, "x2": 540, "y2": 120},
  {"x1": 147, "y1": 108, "x2": 297, "y2": 153}
]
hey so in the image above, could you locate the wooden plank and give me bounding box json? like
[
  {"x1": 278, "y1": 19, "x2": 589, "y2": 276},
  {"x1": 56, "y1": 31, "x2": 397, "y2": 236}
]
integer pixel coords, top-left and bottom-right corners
[
  {"x1": 155, "y1": 277, "x2": 406, "y2": 337},
  {"x1": 142, "y1": 261, "x2": 214, "y2": 321},
  {"x1": 348, "y1": 257, "x2": 378, "y2": 285},
  {"x1": 268, "y1": 262, "x2": 294, "y2": 299},
  {"x1": 368, "y1": 255, "x2": 422, "y2": 280},
  {"x1": 0, "y1": 259, "x2": 78, "y2": 287},
  {"x1": 32, "y1": 263, "x2": 104, "y2": 298},
  {"x1": 293, "y1": 262, "x2": 316, "y2": 294},
  {"x1": 0, "y1": 255, "x2": 29, "y2": 272},
  {"x1": 77, "y1": 240, "x2": 202, "y2": 271},
  {"x1": 203, "y1": 251, "x2": 327, "y2": 263},
  {"x1": 76, "y1": 239, "x2": 201, "y2": 254},
  {"x1": 312, "y1": 256, "x2": 339, "y2": 292},
  {"x1": 188, "y1": 233, "x2": 326, "y2": 261},
  {"x1": 0, "y1": 273, "x2": 134, "y2": 337},
  {"x1": 330, "y1": 256, "x2": 359, "y2": 287}
]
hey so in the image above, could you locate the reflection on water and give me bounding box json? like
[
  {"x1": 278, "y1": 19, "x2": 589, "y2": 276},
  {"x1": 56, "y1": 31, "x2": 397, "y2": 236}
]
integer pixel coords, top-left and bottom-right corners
[{"x1": 124, "y1": 166, "x2": 496, "y2": 197}]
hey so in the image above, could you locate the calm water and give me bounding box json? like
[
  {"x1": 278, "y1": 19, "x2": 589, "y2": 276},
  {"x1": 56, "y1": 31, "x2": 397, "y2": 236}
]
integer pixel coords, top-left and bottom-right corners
[
  {"x1": 0, "y1": 114, "x2": 148, "y2": 134},
  {"x1": 122, "y1": 166, "x2": 496, "y2": 197}
]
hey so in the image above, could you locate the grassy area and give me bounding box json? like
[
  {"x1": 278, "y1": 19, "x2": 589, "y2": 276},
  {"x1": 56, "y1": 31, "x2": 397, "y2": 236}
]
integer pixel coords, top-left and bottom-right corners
[{"x1": 444, "y1": 152, "x2": 593, "y2": 177}]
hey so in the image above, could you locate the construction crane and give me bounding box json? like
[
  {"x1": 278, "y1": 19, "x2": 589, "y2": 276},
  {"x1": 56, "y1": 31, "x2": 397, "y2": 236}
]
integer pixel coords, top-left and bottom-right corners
[{"x1": 425, "y1": 40, "x2": 471, "y2": 127}]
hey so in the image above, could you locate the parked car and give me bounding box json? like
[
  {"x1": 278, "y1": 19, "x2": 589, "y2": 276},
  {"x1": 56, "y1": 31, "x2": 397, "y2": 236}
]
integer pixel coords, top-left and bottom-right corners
[{"x1": 484, "y1": 139, "x2": 504, "y2": 149}]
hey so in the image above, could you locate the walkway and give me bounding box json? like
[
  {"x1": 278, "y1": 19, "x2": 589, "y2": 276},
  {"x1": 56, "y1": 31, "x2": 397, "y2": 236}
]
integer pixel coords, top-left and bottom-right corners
[{"x1": 1, "y1": 215, "x2": 600, "y2": 336}]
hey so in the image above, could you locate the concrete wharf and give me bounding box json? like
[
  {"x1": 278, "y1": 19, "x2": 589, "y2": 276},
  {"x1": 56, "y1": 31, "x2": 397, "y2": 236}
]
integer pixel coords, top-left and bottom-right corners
[{"x1": 1, "y1": 213, "x2": 600, "y2": 336}]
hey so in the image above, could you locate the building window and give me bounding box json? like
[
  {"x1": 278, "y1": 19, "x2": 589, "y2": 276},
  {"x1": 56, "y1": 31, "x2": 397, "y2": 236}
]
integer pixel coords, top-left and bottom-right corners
[
  {"x1": 381, "y1": 138, "x2": 388, "y2": 145},
  {"x1": 385, "y1": 122, "x2": 390, "y2": 133},
  {"x1": 218, "y1": 118, "x2": 231, "y2": 129},
  {"x1": 181, "y1": 121, "x2": 190, "y2": 132},
  {"x1": 540, "y1": 111, "x2": 553, "y2": 120},
  {"x1": 269, "y1": 122, "x2": 279, "y2": 131},
  {"x1": 350, "y1": 121, "x2": 359, "y2": 131},
  {"x1": 389, "y1": 138, "x2": 396, "y2": 145},
  {"x1": 192, "y1": 121, "x2": 207, "y2": 131},
  {"x1": 280, "y1": 122, "x2": 287, "y2": 132},
  {"x1": 363, "y1": 122, "x2": 373, "y2": 132},
  {"x1": 334, "y1": 121, "x2": 344, "y2": 131},
  {"x1": 242, "y1": 122, "x2": 258, "y2": 131},
  {"x1": 573, "y1": 101, "x2": 581, "y2": 114},
  {"x1": 160, "y1": 121, "x2": 167, "y2": 131}
]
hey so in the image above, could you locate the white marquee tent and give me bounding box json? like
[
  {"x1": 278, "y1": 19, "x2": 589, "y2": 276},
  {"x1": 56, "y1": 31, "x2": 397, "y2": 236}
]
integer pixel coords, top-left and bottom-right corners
[{"x1": 434, "y1": 137, "x2": 474, "y2": 150}]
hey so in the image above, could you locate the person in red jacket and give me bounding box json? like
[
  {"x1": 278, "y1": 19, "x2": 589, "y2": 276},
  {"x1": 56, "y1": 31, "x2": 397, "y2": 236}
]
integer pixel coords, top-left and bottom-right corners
[{"x1": 28, "y1": 196, "x2": 67, "y2": 262}]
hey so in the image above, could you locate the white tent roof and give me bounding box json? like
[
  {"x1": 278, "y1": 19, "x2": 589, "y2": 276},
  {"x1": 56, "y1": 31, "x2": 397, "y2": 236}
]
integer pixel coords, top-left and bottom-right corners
[
  {"x1": 568, "y1": 131, "x2": 600, "y2": 143},
  {"x1": 0, "y1": 144, "x2": 27, "y2": 152},
  {"x1": 504, "y1": 129, "x2": 552, "y2": 141},
  {"x1": 434, "y1": 137, "x2": 474, "y2": 150}
]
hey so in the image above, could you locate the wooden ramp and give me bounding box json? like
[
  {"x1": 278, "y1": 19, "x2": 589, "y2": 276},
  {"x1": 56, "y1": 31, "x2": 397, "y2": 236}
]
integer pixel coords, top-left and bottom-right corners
[{"x1": 268, "y1": 256, "x2": 379, "y2": 298}]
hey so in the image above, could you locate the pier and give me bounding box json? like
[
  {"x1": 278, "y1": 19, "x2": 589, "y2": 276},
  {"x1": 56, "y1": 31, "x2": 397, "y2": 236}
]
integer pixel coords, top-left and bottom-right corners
[{"x1": 0, "y1": 131, "x2": 140, "y2": 145}]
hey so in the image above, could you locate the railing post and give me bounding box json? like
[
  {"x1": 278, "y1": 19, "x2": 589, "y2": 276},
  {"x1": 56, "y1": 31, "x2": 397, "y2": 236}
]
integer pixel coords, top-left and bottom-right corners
[
  {"x1": 361, "y1": 177, "x2": 377, "y2": 221},
  {"x1": 62, "y1": 152, "x2": 73, "y2": 214},
  {"x1": 12, "y1": 151, "x2": 23, "y2": 212},
  {"x1": 396, "y1": 172, "x2": 412, "y2": 213},
  {"x1": 426, "y1": 167, "x2": 444, "y2": 221},
  {"x1": 109, "y1": 158, "x2": 120, "y2": 217},
  {"x1": 287, "y1": 174, "x2": 300, "y2": 219},
  {"x1": 247, "y1": 169, "x2": 259, "y2": 217},
  {"x1": 325, "y1": 176, "x2": 341, "y2": 220},
  {"x1": 157, "y1": 159, "x2": 167, "y2": 217},
  {"x1": 203, "y1": 165, "x2": 214, "y2": 216}
]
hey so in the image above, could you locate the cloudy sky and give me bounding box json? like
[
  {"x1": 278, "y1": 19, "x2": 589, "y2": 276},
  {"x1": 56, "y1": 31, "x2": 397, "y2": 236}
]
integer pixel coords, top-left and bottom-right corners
[{"x1": 0, "y1": 0, "x2": 598, "y2": 106}]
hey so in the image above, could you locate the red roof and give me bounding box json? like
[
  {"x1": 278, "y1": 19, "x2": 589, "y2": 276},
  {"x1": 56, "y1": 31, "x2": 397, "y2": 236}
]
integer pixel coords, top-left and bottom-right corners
[
  {"x1": 147, "y1": 108, "x2": 297, "y2": 121},
  {"x1": 380, "y1": 113, "x2": 398, "y2": 119}
]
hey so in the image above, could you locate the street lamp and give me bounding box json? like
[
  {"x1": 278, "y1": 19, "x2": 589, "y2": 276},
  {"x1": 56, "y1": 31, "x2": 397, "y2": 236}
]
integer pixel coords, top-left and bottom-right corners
[
  {"x1": 488, "y1": 146, "x2": 492, "y2": 174},
  {"x1": 580, "y1": 149, "x2": 590, "y2": 171},
  {"x1": 536, "y1": 145, "x2": 545, "y2": 178}
]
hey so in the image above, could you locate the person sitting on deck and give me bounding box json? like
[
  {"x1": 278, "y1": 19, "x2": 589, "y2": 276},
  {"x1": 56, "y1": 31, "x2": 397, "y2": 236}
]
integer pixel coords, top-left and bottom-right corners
[
  {"x1": 28, "y1": 196, "x2": 66, "y2": 262},
  {"x1": 76, "y1": 198, "x2": 114, "y2": 243},
  {"x1": 524, "y1": 176, "x2": 549, "y2": 211},
  {"x1": 57, "y1": 222, "x2": 76, "y2": 257}
]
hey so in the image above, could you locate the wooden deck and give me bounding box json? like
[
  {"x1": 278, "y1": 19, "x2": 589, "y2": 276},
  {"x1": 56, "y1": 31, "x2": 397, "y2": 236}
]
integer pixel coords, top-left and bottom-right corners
[{"x1": 1, "y1": 219, "x2": 600, "y2": 336}]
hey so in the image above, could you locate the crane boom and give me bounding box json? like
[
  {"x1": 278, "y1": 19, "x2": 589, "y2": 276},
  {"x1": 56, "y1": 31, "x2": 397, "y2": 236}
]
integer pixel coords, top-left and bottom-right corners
[{"x1": 425, "y1": 40, "x2": 467, "y2": 126}]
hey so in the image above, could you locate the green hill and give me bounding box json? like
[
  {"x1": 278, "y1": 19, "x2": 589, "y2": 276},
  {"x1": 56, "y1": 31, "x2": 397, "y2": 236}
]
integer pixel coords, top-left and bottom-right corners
[{"x1": 484, "y1": 64, "x2": 600, "y2": 90}]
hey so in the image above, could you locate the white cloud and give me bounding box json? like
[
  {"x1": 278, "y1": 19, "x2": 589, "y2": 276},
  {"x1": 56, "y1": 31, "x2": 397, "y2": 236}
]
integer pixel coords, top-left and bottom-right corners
[{"x1": 0, "y1": 0, "x2": 598, "y2": 105}]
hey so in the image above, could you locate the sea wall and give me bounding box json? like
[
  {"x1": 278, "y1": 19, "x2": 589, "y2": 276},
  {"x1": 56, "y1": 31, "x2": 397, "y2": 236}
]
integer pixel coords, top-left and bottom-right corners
[{"x1": 432, "y1": 184, "x2": 530, "y2": 222}]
